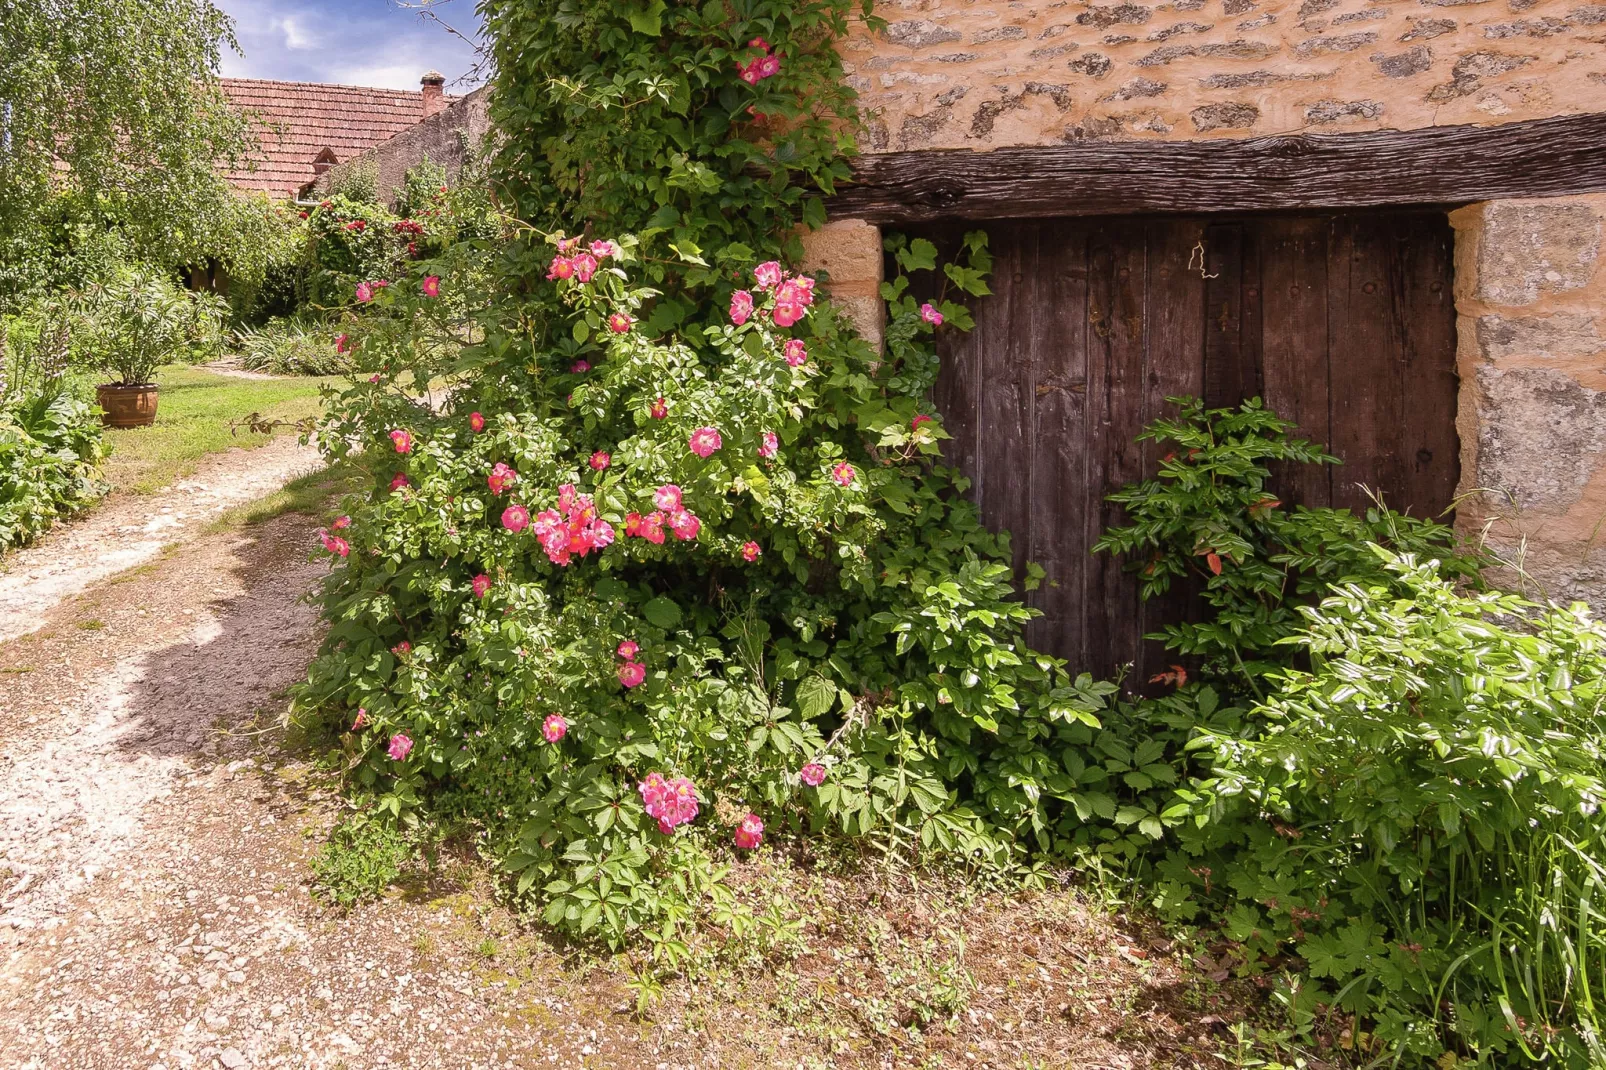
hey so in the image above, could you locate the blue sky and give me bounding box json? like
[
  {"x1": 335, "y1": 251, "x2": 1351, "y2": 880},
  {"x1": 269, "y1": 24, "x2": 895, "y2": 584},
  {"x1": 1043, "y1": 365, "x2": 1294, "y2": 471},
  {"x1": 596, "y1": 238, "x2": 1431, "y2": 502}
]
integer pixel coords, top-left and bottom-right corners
[{"x1": 216, "y1": 0, "x2": 486, "y2": 91}]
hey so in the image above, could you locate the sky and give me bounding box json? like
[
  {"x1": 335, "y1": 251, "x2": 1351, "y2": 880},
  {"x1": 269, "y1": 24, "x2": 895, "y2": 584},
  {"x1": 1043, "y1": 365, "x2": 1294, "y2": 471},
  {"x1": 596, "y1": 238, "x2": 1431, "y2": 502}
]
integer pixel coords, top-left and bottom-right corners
[{"x1": 216, "y1": 0, "x2": 486, "y2": 91}]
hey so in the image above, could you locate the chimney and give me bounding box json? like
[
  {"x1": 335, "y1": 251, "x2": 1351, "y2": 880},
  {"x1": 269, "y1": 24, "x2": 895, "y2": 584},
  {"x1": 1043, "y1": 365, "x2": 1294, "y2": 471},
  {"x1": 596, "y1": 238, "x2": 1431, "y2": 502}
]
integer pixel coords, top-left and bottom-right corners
[{"x1": 421, "y1": 71, "x2": 446, "y2": 119}]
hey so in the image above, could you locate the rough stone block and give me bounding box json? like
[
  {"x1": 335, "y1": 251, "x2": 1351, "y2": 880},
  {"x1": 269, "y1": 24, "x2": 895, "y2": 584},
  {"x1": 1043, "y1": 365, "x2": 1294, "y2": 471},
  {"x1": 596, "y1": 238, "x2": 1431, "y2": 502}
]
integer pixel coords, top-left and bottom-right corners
[
  {"x1": 1191, "y1": 101, "x2": 1260, "y2": 131},
  {"x1": 1476, "y1": 314, "x2": 1606, "y2": 359},
  {"x1": 1476, "y1": 365, "x2": 1606, "y2": 510},
  {"x1": 798, "y1": 220, "x2": 885, "y2": 349},
  {"x1": 1474, "y1": 202, "x2": 1602, "y2": 306}
]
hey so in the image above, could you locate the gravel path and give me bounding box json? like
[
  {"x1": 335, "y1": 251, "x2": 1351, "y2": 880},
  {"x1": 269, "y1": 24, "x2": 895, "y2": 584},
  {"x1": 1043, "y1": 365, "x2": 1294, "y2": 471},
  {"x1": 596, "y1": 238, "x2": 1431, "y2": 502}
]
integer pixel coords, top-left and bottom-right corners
[
  {"x1": 0, "y1": 438, "x2": 321, "y2": 645},
  {"x1": 0, "y1": 512, "x2": 646, "y2": 1070}
]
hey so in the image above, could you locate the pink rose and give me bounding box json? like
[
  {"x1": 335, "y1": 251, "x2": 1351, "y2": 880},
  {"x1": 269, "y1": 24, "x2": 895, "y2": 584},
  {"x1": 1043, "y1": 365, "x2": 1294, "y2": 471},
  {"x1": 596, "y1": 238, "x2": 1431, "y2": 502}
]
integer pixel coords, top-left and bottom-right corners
[
  {"x1": 617, "y1": 640, "x2": 639, "y2": 660},
  {"x1": 800, "y1": 762, "x2": 827, "y2": 786},
  {"x1": 753, "y1": 261, "x2": 783, "y2": 291},
  {"x1": 570, "y1": 359, "x2": 590, "y2": 374},
  {"x1": 756, "y1": 54, "x2": 781, "y2": 79},
  {"x1": 748, "y1": 36, "x2": 771, "y2": 50},
  {"x1": 570, "y1": 252, "x2": 598, "y2": 283},
  {"x1": 547, "y1": 256, "x2": 575, "y2": 280},
  {"x1": 608, "y1": 312, "x2": 634, "y2": 334},
  {"x1": 352, "y1": 708, "x2": 368, "y2": 731},
  {"x1": 653, "y1": 484, "x2": 683, "y2": 511},
  {"x1": 618, "y1": 661, "x2": 646, "y2": 688},
  {"x1": 320, "y1": 531, "x2": 350, "y2": 557},
  {"x1": 738, "y1": 62, "x2": 761, "y2": 85},
  {"x1": 783, "y1": 339, "x2": 807, "y2": 366},
  {"x1": 733, "y1": 813, "x2": 764, "y2": 850},
  {"x1": 589, "y1": 450, "x2": 611, "y2": 470},
  {"x1": 332, "y1": 515, "x2": 351, "y2": 530},
  {"x1": 556, "y1": 237, "x2": 579, "y2": 254},
  {"x1": 389, "y1": 473, "x2": 410, "y2": 491},
  {"x1": 392, "y1": 640, "x2": 411, "y2": 655},
  {"x1": 668, "y1": 510, "x2": 701, "y2": 542},
  {"x1": 542, "y1": 714, "x2": 568, "y2": 743},
  {"x1": 689, "y1": 427, "x2": 723, "y2": 458},
  {"x1": 912, "y1": 414, "x2": 933, "y2": 430},
  {"x1": 920, "y1": 302, "x2": 944, "y2": 326},
  {"x1": 387, "y1": 733, "x2": 413, "y2": 761},
  {"x1": 469, "y1": 411, "x2": 485, "y2": 432},
  {"x1": 472, "y1": 574, "x2": 491, "y2": 599},
  {"x1": 421, "y1": 275, "x2": 441, "y2": 297},
  {"x1": 771, "y1": 299, "x2": 804, "y2": 328},
  {"x1": 487, "y1": 463, "x2": 518, "y2": 496},
  {"x1": 729, "y1": 289, "x2": 754, "y2": 326},
  {"x1": 759, "y1": 431, "x2": 778, "y2": 459},
  {"x1": 832, "y1": 462, "x2": 856, "y2": 487},
  {"x1": 740, "y1": 541, "x2": 761, "y2": 562},
  {"x1": 355, "y1": 282, "x2": 374, "y2": 303},
  {"x1": 389, "y1": 429, "x2": 412, "y2": 454},
  {"x1": 335, "y1": 333, "x2": 349, "y2": 353},
  {"x1": 502, "y1": 504, "x2": 531, "y2": 533},
  {"x1": 649, "y1": 397, "x2": 668, "y2": 419},
  {"x1": 589, "y1": 240, "x2": 615, "y2": 258}
]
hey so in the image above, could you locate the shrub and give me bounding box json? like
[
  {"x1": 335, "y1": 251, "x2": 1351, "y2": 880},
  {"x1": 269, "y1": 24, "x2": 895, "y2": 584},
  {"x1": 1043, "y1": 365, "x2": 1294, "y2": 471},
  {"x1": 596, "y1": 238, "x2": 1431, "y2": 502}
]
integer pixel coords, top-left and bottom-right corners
[
  {"x1": 235, "y1": 317, "x2": 347, "y2": 376},
  {"x1": 76, "y1": 265, "x2": 224, "y2": 384},
  {"x1": 0, "y1": 308, "x2": 108, "y2": 550},
  {"x1": 1177, "y1": 560, "x2": 1606, "y2": 1064}
]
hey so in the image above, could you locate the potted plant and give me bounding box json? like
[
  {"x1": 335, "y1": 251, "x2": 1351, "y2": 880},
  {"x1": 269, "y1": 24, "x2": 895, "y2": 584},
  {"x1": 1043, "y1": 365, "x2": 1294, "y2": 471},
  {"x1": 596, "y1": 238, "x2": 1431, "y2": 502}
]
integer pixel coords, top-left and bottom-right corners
[{"x1": 79, "y1": 268, "x2": 192, "y2": 428}]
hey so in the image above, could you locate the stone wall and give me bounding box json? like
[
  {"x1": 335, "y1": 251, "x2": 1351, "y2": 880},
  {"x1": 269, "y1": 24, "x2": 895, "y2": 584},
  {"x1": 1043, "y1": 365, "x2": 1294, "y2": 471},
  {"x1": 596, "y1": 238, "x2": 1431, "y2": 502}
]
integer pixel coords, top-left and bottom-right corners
[
  {"x1": 842, "y1": 0, "x2": 1606, "y2": 151},
  {"x1": 1452, "y1": 193, "x2": 1606, "y2": 606},
  {"x1": 313, "y1": 87, "x2": 492, "y2": 206}
]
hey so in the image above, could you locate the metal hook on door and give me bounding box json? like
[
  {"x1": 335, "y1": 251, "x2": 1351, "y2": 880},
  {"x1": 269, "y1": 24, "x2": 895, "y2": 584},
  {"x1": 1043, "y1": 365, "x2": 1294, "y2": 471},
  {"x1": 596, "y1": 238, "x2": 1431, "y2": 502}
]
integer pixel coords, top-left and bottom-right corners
[{"x1": 1189, "y1": 240, "x2": 1220, "y2": 280}]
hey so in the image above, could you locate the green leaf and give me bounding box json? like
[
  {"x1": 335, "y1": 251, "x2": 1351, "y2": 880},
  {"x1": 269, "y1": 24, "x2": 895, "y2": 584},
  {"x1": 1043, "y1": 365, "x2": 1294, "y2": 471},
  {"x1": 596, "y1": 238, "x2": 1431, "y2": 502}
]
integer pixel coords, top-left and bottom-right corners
[
  {"x1": 641, "y1": 595, "x2": 682, "y2": 630},
  {"x1": 628, "y1": 0, "x2": 666, "y2": 36},
  {"x1": 796, "y1": 675, "x2": 835, "y2": 720}
]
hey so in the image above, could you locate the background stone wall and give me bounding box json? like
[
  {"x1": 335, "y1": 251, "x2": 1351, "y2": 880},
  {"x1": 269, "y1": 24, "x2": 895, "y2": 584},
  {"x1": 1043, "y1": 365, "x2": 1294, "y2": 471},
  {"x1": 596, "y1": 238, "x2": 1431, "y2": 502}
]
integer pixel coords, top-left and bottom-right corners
[
  {"x1": 314, "y1": 88, "x2": 492, "y2": 206},
  {"x1": 842, "y1": 0, "x2": 1606, "y2": 151},
  {"x1": 1452, "y1": 193, "x2": 1606, "y2": 606}
]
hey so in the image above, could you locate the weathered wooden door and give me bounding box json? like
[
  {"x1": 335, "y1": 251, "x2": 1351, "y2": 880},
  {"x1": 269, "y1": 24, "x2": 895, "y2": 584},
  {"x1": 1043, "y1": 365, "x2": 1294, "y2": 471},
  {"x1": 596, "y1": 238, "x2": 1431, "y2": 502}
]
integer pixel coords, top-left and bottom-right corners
[{"x1": 927, "y1": 210, "x2": 1460, "y2": 681}]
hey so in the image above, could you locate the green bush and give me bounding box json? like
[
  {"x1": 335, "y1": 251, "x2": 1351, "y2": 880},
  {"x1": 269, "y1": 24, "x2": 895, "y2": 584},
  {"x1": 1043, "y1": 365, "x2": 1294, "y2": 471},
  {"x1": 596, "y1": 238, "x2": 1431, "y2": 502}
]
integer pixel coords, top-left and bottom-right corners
[
  {"x1": 0, "y1": 309, "x2": 108, "y2": 550},
  {"x1": 235, "y1": 317, "x2": 347, "y2": 376},
  {"x1": 76, "y1": 265, "x2": 225, "y2": 384}
]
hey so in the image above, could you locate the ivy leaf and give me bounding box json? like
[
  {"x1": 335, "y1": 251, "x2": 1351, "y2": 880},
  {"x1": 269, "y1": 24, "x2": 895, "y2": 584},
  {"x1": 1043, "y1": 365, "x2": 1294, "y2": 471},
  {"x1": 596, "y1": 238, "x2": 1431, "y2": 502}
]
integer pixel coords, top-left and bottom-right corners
[{"x1": 641, "y1": 596, "x2": 682, "y2": 630}]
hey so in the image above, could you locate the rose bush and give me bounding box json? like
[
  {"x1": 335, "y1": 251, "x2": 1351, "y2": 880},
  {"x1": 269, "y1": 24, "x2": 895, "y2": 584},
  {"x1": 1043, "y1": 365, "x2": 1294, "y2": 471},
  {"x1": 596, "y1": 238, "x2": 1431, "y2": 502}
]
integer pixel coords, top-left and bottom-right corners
[{"x1": 296, "y1": 225, "x2": 1119, "y2": 944}]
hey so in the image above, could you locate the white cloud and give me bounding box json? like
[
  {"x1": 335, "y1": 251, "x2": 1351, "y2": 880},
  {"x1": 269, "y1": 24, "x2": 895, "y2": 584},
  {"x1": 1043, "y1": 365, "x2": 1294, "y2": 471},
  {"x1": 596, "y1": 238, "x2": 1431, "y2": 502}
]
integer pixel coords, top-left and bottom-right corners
[{"x1": 276, "y1": 16, "x2": 318, "y2": 51}]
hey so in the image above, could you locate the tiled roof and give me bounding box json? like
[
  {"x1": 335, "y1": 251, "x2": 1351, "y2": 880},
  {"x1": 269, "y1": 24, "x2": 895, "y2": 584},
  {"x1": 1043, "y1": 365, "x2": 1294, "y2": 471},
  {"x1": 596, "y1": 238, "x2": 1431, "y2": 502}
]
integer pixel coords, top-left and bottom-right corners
[{"x1": 220, "y1": 78, "x2": 457, "y2": 198}]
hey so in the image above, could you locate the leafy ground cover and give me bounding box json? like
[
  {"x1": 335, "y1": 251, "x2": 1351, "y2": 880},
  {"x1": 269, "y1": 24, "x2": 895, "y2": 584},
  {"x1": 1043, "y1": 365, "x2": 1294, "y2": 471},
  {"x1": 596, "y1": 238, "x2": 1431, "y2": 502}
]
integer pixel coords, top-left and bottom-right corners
[{"x1": 102, "y1": 364, "x2": 335, "y2": 493}]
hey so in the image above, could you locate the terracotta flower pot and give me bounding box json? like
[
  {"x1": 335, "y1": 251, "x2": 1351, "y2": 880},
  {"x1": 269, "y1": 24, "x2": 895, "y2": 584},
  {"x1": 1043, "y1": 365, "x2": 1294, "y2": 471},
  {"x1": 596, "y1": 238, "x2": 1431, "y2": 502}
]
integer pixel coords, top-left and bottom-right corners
[{"x1": 96, "y1": 383, "x2": 160, "y2": 429}]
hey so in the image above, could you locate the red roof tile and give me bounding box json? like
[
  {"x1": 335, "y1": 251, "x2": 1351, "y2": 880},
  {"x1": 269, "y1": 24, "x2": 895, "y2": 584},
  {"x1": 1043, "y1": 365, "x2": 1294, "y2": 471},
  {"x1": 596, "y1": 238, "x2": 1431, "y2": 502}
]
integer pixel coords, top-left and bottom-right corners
[{"x1": 220, "y1": 78, "x2": 458, "y2": 198}]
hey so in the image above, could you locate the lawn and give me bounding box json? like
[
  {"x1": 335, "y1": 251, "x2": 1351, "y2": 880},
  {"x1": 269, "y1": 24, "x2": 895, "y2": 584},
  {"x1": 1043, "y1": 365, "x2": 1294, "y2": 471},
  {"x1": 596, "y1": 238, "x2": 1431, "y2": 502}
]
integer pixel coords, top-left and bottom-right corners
[{"x1": 101, "y1": 364, "x2": 341, "y2": 494}]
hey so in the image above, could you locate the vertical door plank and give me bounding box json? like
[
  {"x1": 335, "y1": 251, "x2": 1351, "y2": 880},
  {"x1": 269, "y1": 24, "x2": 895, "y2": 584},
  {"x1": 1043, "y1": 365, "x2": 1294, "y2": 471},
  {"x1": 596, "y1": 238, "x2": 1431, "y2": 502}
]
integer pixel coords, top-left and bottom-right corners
[
  {"x1": 1139, "y1": 218, "x2": 1211, "y2": 688},
  {"x1": 978, "y1": 223, "x2": 1035, "y2": 583},
  {"x1": 1202, "y1": 222, "x2": 1248, "y2": 410},
  {"x1": 1258, "y1": 216, "x2": 1333, "y2": 508},
  {"x1": 932, "y1": 239, "x2": 984, "y2": 492},
  {"x1": 1395, "y1": 214, "x2": 1462, "y2": 518},
  {"x1": 1327, "y1": 214, "x2": 1400, "y2": 513},
  {"x1": 1026, "y1": 220, "x2": 1092, "y2": 665},
  {"x1": 1086, "y1": 219, "x2": 1151, "y2": 682}
]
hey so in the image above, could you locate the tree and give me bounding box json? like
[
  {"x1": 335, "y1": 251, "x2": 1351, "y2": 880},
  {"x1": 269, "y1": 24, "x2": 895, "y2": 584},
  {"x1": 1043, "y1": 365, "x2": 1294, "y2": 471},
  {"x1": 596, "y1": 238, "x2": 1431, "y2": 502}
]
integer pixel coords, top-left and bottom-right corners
[{"x1": 0, "y1": 0, "x2": 253, "y2": 286}]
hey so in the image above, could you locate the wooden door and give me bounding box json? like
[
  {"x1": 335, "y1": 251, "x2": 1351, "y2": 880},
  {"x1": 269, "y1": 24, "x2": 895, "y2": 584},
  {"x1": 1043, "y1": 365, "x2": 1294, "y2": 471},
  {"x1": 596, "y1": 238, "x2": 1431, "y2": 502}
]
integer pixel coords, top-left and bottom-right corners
[{"x1": 927, "y1": 211, "x2": 1460, "y2": 681}]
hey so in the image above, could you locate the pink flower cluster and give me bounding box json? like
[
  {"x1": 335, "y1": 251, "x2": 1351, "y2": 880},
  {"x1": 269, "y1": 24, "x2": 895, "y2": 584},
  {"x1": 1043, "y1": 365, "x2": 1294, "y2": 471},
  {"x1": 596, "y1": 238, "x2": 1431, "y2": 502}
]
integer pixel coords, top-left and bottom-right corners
[
  {"x1": 616, "y1": 641, "x2": 645, "y2": 688},
  {"x1": 624, "y1": 484, "x2": 701, "y2": 545},
  {"x1": 547, "y1": 238, "x2": 614, "y2": 283},
  {"x1": 530, "y1": 484, "x2": 615, "y2": 566},
  {"x1": 319, "y1": 530, "x2": 350, "y2": 558},
  {"x1": 354, "y1": 280, "x2": 389, "y2": 303},
  {"x1": 640, "y1": 773, "x2": 699, "y2": 834},
  {"x1": 736, "y1": 38, "x2": 782, "y2": 85},
  {"x1": 487, "y1": 462, "x2": 518, "y2": 495},
  {"x1": 759, "y1": 431, "x2": 778, "y2": 458},
  {"x1": 733, "y1": 813, "x2": 764, "y2": 850},
  {"x1": 751, "y1": 262, "x2": 816, "y2": 327}
]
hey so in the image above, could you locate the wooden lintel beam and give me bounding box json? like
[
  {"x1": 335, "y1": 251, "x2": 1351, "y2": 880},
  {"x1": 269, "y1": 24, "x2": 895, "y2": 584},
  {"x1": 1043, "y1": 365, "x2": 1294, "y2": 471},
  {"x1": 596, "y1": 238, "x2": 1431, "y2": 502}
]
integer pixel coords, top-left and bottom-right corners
[{"x1": 826, "y1": 112, "x2": 1606, "y2": 223}]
